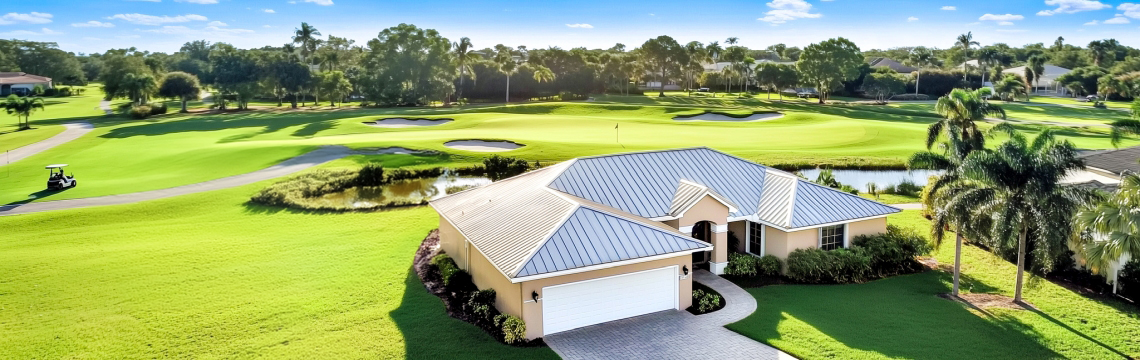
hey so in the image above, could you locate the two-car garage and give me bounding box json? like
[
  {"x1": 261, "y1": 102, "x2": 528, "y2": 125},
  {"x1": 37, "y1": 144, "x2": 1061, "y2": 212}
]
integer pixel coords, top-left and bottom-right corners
[{"x1": 539, "y1": 266, "x2": 680, "y2": 335}]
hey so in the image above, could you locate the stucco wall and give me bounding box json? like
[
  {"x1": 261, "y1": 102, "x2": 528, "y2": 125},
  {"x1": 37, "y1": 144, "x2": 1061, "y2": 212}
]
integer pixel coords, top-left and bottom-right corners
[
  {"x1": 438, "y1": 215, "x2": 468, "y2": 270},
  {"x1": 678, "y1": 195, "x2": 729, "y2": 264},
  {"x1": 763, "y1": 217, "x2": 889, "y2": 260},
  {"x1": 518, "y1": 255, "x2": 693, "y2": 339},
  {"x1": 467, "y1": 245, "x2": 524, "y2": 322},
  {"x1": 727, "y1": 220, "x2": 747, "y2": 253},
  {"x1": 848, "y1": 217, "x2": 888, "y2": 239}
]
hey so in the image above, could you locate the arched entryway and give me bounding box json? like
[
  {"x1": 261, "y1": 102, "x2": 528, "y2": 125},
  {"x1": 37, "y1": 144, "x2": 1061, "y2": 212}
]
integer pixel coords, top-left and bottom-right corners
[{"x1": 691, "y1": 220, "x2": 715, "y2": 268}]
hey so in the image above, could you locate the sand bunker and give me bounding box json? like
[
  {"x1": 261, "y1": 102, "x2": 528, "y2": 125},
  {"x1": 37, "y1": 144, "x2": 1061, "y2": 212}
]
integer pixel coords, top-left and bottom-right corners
[
  {"x1": 364, "y1": 118, "x2": 453, "y2": 128},
  {"x1": 444, "y1": 140, "x2": 523, "y2": 152},
  {"x1": 674, "y1": 112, "x2": 783, "y2": 122}
]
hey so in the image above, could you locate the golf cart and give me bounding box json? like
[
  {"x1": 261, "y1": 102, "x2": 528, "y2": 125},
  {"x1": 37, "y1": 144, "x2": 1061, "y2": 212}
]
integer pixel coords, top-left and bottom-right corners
[{"x1": 46, "y1": 164, "x2": 77, "y2": 190}]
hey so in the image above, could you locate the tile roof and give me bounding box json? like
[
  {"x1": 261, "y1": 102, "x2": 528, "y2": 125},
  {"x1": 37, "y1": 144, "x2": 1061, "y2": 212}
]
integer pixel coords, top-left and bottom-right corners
[
  {"x1": 1081, "y1": 146, "x2": 1140, "y2": 177},
  {"x1": 0, "y1": 72, "x2": 52, "y2": 85}
]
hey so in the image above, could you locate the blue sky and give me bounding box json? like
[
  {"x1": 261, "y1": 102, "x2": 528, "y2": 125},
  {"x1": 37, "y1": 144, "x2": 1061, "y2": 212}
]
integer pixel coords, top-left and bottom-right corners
[{"x1": 2, "y1": 0, "x2": 1139, "y2": 54}]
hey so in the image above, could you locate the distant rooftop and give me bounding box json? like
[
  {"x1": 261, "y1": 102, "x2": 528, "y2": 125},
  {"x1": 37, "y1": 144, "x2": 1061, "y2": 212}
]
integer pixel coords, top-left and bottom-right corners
[
  {"x1": 1081, "y1": 145, "x2": 1140, "y2": 177},
  {"x1": 0, "y1": 72, "x2": 52, "y2": 85}
]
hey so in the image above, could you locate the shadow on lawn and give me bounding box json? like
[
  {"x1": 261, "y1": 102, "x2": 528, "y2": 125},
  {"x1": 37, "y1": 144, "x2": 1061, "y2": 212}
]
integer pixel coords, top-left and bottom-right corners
[
  {"x1": 388, "y1": 270, "x2": 559, "y2": 359},
  {"x1": 727, "y1": 271, "x2": 1064, "y2": 359},
  {"x1": 3, "y1": 188, "x2": 68, "y2": 207}
]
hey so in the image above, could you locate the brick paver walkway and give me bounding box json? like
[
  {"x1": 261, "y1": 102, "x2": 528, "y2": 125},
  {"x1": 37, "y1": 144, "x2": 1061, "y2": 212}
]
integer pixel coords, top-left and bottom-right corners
[{"x1": 545, "y1": 270, "x2": 794, "y2": 360}]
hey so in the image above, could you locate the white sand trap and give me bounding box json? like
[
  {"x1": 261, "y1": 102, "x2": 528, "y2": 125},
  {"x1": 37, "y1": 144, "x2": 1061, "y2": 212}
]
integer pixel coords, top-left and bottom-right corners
[
  {"x1": 371, "y1": 147, "x2": 422, "y2": 155},
  {"x1": 444, "y1": 140, "x2": 523, "y2": 152},
  {"x1": 674, "y1": 112, "x2": 783, "y2": 122},
  {"x1": 365, "y1": 118, "x2": 453, "y2": 128}
]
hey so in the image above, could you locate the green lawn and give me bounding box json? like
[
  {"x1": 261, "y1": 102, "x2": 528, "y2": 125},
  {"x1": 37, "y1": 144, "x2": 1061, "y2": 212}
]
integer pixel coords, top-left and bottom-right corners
[
  {"x1": 1, "y1": 84, "x2": 112, "y2": 155},
  {"x1": 727, "y1": 211, "x2": 1140, "y2": 359},
  {"x1": 1027, "y1": 96, "x2": 1135, "y2": 110},
  {"x1": 858, "y1": 193, "x2": 919, "y2": 204},
  {"x1": 0, "y1": 171, "x2": 557, "y2": 359},
  {"x1": 885, "y1": 101, "x2": 1134, "y2": 126},
  {"x1": 0, "y1": 125, "x2": 63, "y2": 154}
]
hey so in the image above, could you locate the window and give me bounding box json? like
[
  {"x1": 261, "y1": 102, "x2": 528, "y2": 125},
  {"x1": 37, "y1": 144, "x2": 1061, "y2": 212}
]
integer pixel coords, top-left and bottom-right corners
[
  {"x1": 748, "y1": 221, "x2": 764, "y2": 256},
  {"x1": 819, "y1": 224, "x2": 845, "y2": 251}
]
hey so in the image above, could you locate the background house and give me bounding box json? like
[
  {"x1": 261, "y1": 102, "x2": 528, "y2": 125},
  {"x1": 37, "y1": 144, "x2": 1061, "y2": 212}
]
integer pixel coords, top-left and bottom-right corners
[
  {"x1": 1002, "y1": 64, "x2": 1071, "y2": 94},
  {"x1": 0, "y1": 72, "x2": 53, "y2": 96},
  {"x1": 867, "y1": 57, "x2": 917, "y2": 73}
]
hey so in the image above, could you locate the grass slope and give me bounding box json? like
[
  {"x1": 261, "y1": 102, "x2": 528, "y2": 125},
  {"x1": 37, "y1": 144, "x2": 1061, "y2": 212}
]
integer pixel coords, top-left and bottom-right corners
[
  {"x1": 0, "y1": 125, "x2": 64, "y2": 153},
  {"x1": 727, "y1": 211, "x2": 1140, "y2": 359},
  {"x1": 0, "y1": 178, "x2": 557, "y2": 359}
]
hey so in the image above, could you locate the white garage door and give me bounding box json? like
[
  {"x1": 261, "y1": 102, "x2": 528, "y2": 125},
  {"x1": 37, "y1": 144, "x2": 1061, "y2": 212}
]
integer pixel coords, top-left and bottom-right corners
[{"x1": 542, "y1": 266, "x2": 678, "y2": 335}]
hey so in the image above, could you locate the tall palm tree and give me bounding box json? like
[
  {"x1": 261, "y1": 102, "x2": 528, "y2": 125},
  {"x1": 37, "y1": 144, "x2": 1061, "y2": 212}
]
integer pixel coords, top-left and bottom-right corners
[
  {"x1": 1073, "y1": 173, "x2": 1140, "y2": 293},
  {"x1": 493, "y1": 44, "x2": 517, "y2": 103},
  {"x1": 910, "y1": 133, "x2": 974, "y2": 297},
  {"x1": 706, "y1": 41, "x2": 722, "y2": 96},
  {"x1": 1088, "y1": 40, "x2": 1111, "y2": 67},
  {"x1": 929, "y1": 88, "x2": 1007, "y2": 152},
  {"x1": 956, "y1": 32, "x2": 980, "y2": 81},
  {"x1": 1052, "y1": 36, "x2": 1065, "y2": 51},
  {"x1": 906, "y1": 47, "x2": 941, "y2": 95},
  {"x1": 452, "y1": 37, "x2": 480, "y2": 104},
  {"x1": 1027, "y1": 55, "x2": 1047, "y2": 93},
  {"x1": 683, "y1": 41, "x2": 707, "y2": 93},
  {"x1": 3, "y1": 95, "x2": 45, "y2": 130},
  {"x1": 123, "y1": 72, "x2": 158, "y2": 105},
  {"x1": 725, "y1": 37, "x2": 740, "y2": 93},
  {"x1": 976, "y1": 47, "x2": 1000, "y2": 86},
  {"x1": 937, "y1": 129, "x2": 1096, "y2": 303},
  {"x1": 292, "y1": 22, "x2": 322, "y2": 64}
]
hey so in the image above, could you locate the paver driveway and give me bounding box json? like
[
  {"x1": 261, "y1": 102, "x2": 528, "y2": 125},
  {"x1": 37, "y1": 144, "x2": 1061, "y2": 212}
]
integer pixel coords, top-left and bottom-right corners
[{"x1": 545, "y1": 270, "x2": 794, "y2": 360}]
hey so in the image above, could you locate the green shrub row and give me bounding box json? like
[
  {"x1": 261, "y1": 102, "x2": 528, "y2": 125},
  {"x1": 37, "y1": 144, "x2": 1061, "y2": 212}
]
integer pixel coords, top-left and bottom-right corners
[
  {"x1": 430, "y1": 253, "x2": 528, "y2": 345},
  {"x1": 725, "y1": 253, "x2": 781, "y2": 278},
  {"x1": 786, "y1": 225, "x2": 930, "y2": 284}
]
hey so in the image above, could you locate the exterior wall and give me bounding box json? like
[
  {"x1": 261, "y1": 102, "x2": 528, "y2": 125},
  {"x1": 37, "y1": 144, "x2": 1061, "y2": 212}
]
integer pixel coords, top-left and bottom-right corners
[
  {"x1": 848, "y1": 217, "x2": 888, "y2": 239},
  {"x1": 467, "y1": 244, "x2": 524, "y2": 323},
  {"x1": 519, "y1": 255, "x2": 693, "y2": 339},
  {"x1": 763, "y1": 217, "x2": 888, "y2": 260},
  {"x1": 677, "y1": 195, "x2": 730, "y2": 270},
  {"x1": 438, "y1": 215, "x2": 468, "y2": 270},
  {"x1": 727, "y1": 220, "x2": 747, "y2": 253}
]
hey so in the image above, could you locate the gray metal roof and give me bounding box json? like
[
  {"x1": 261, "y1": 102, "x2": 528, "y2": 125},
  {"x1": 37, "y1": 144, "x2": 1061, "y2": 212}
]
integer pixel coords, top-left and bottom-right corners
[
  {"x1": 517, "y1": 207, "x2": 710, "y2": 277},
  {"x1": 789, "y1": 180, "x2": 900, "y2": 228},
  {"x1": 1081, "y1": 146, "x2": 1140, "y2": 177}
]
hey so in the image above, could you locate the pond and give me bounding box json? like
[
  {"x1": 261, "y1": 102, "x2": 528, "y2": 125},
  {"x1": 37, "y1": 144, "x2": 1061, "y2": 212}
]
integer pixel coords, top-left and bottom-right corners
[
  {"x1": 314, "y1": 175, "x2": 491, "y2": 209},
  {"x1": 797, "y1": 169, "x2": 944, "y2": 188}
]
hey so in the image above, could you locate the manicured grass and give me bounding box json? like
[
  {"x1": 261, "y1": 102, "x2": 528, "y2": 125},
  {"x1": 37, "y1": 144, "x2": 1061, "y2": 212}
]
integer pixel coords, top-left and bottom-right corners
[
  {"x1": 886, "y1": 101, "x2": 1134, "y2": 126},
  {"x1": 0, "y1": 175, "x2": 557, "y2": 359},
  {"x1": 858, "y1": 193, "x2": 919, "y2": 204},
  {"x1": 727, "y1": 210, "x2": 1140, "y2": 359},
  {"x1": 0, "y1": 125, "x2": 64, "y2": 153},
  {"x1": 1027, "y1": 96, "x2": 1134, "y2": 109}
]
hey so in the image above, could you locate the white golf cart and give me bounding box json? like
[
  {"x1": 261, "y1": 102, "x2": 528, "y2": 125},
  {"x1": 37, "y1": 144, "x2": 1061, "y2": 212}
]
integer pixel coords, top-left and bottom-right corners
[{"x1": 46, "y1": 164, "x2": 77, "y2": 190}]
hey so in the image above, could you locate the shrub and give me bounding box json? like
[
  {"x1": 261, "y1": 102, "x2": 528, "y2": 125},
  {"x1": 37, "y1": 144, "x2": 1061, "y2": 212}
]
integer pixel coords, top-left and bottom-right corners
[
  {"x1": 466, "y1": 289, "x2": 497, "y2": 322},
  {"x1": 786, "y1": 247, "x2": 872, "y2": 284},
  {"x1": 757, "y1": 255, "x2": 781, "y2": 277},
  {"x1": 891, "y1": 179, "x2": 922, "y2": 197},
  {"x1": 483, "y1": 155, "x2": 530, "y2": 181},
  {"x1": 725, "y1": 253, "x2": 760, "y2": 277},
  {"x1": 1120, "y1": 259, "x2": 1140, "y2": 301},
  {"x1": 431, "y1": 253, "x2": 474, "y2": 291},
  {"x1": 852, "y1": 225, "x2": 931, "y2": 277},
  {"x1": 689, "y1": 282, "x2": 725, "y2": 315},
  {"x1": 355, "y1": 163, "x2": 385, "y2": 186},
  {"x1": 149, "y1": 102, "x2": 168, "y2": 115},
  {"x1": 558, "y1": 91, "x2": 589, "y2": 101},
  {"x1": 891, "y1": 93, "x2": 930, "y2": 101},
  {"x1": 130, "y1": 105, "x2": 152, "y2": 119},
  {"x1": 494, "y1": 314, "x2": 526, "y2": 344},
  {"x1": 446, "y1": 185, "x2": 475, "y2": 194}
]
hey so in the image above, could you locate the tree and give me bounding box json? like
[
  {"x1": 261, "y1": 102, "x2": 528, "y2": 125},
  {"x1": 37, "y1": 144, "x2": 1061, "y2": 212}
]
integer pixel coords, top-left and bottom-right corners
[
  {"x1": 935, "y1": 130, "x2": 1096, "y2": 303},
  {"x1": 292, "y1": 22, "x2": 322, "y2": 64},
  {"x1": 976, "y1": 47, "x2": 1001, "y2": 86},
  {"x1": 862, "y1": 70, "x2": 907, "y2": 103},
  {"x1": 956, "y1": 32, "x2": 980, "y2": 81},
  {"x1": 639, "y1": 35, "x2": 684, "y2": 97},
  {"x1": 930, "y1": 88, "x2": 1006, "y2": 152},
  {"x1": 993, "y1": 74, "x2": 1028, "y2": 102},
  {"x1": 209, "y1": 44, "x2": 261, "y2": 110},
  {"x1": 99, "y1": 48, "x2": 154, "y2": 102},
  {"x1": 3, "y1": 95, "x2": 45, "y2": 130},
  {"x1": 317, "y1": 70, "x2": 352, "y2": 106},
  {"x1": 157, "y1": 72, "x2": 201, "y2": 113},
  {"x1": 122, "y1": 72, "x2": 158, "y2": 105},
  {"x1": 1073, "y1": 173, "x2": 1140, "y2": 293},
  {"x1": 1026, "y1": 54, "x2": 1047, "y2": 93},
  {"x1": 682, "y1": 41, "x2": 707, "y2": 93},
  {"x1": 906, "y1": 47, "x2": 942, "y2": 95},
  {"x1": 452, "y1": 37, "x2": 479, "y2": 103},
  {"x1": 359, "y1": 24, "x2": 456, "y2": 106},
  {"x1": 494, "y1": 44, "x2": 519, "y2": 103},
  {"x1": 1088, "y1": 39, "x2": 1115, "y2": 67},
  {"x1": 910, "y1": 129, "x2": 980, "y2": 297},
  {"x1": 796, "y1": 37, "x2": 863, "y2": 104},
  {"x1": 1055, "y1": 66, "x2": 1107, "y2": 97},
  {"x1": 1111, "y1": 117, "x2": 1140, "y2": 146}
]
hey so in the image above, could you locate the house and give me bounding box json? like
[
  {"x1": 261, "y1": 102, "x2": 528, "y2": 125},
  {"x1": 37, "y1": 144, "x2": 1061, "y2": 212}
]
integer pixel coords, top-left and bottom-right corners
[
  {"x1": 1063, "y1": 145, "x2": 1140, "y2": 189},
  {"x1": 1001, "y1": 64, "x2": 1071, "y2": 94},
  {"x1": 867, "y1": 57, "x2": 917, "y2": 74},
  {"x1": 0, "y1": 72, "x2": 53, "y2": 96},
  {"x1": 430, "y1": 147, "x2": 899, "y2": 338}
]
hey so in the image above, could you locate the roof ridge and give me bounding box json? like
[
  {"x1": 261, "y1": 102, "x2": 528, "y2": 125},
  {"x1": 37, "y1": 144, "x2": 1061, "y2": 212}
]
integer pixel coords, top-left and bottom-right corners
[
  {"x1": 573, "y1": 147, "x2": 713, "y2": 161},
  {"x1": 507, "y1": 189, "x2": 584, "y2": 277}
]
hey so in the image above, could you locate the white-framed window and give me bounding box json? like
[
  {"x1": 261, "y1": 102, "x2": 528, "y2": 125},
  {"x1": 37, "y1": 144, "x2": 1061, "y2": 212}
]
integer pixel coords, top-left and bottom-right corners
[
  {"x1": 748, "y1": 221, "x2": 764, "y2": 256},
  {"x1": 819, "y1": 224, "x2": 846, "y2": 251}
]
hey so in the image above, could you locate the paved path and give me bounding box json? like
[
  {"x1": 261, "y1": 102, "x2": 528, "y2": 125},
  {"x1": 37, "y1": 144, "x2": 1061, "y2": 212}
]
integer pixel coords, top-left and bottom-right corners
[
  {"x1": 545, "y1": 270, "x2": 794, "y2": 360},
  {"x1": 894, "y1": 203, "x2": 922, "y2": 210},
  {"x1": 99, "y1": 99, "x2": 112, "y2": 115},
  {"x1": 0, "y1": 146, "x2": 353, "y2": 216},
  {"x1": 2, "y1": 122, "x2": 94, "y2": 166}
]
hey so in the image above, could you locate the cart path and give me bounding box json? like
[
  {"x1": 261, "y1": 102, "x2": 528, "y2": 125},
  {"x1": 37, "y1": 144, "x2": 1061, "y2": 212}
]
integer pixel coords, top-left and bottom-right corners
[
  {"x1": 2, "y1": 122, "x2": 94, "y2": 166},
  {"x1": 99, "y1": 99, "x2": 112, "y2": 115},
  {"x1": 0, "y1": 145, "x2": 354, "y2": 216}
]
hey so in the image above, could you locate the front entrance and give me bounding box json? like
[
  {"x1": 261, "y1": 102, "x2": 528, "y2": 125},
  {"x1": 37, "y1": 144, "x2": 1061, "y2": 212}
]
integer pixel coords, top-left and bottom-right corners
[{"x1": 691, "y1": 221, "x2": 714, "y2": 268}]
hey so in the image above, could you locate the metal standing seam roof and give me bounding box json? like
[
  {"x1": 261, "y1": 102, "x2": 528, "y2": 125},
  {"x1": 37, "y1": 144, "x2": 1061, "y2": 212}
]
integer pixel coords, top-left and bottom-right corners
[
  {"x1": 431, "y1": 147, "x2": 900, "y2": 279},
  {"x1": 1081, "y1": 146, "x2": 1140, "y2": 177}
]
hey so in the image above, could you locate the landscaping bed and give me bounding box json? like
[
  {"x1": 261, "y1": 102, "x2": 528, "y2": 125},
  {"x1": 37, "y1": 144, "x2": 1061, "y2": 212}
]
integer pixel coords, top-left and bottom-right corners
[{"x1": 413, "y1": 230, "x2": 547, "y2": 348}]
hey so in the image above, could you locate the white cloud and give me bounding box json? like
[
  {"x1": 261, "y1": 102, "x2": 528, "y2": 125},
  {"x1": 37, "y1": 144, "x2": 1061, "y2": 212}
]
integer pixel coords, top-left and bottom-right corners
[
  {"x1": 1120, "y1": 3, "x2": 1140, "y2": 18},
  {"x1": 941, "y1": 6, "x2": 956, "y2": 10},
  {"x1": 304, "y1": 0, "x2": 334, "y2": 5},
  {"x1": 0, "y1": 12, "x2": 53, "y2": 25},
  {"x1": 72, "y1": 20, "x2": 115, "y2": 28},
  {"x1": 979, "y1": 13, "x2": 1024, "y2": 21},
  {"x1": 565, "y1": 23, "x2": 593, "y2": 28},
  {"x1": 1085, "y1": 20, "x2": 1100, "y2": 25},
  {"x1": 207, "y1": 21, "x2": 227, "y2": 26},
  {"x1": 1104, "y1": 15, "x2": 1131, "y2": 24},
  {"x1": 907, "y1": 16, "x2": 919, "y2": 22},
  {"x1": 175, "y1": 0, "x2": 218, "y2": 3},
  {"x1": 1037, "y1": 0, "x2": 1110, "y2": 16},
  {"x1": 758, "y1": 0, "x2": 821, "y2": 24},
  {"x1": 107, "y1": 13, "x2": 208, "y2": 26},
  {"x1": 998, "y1": 21, "x2": 1015, "y2": 25},
  {"x1": 142, "y1": 24, "x2": 253, "y2": 36},
  {"x1": 262, "y1": 25, "x2": 273, "y2": 28},
  {"x1": 0, "y1": 27, "x2": 61, "y2": 36},
  {"x1": 263, "y1": 9, "x2": 275, "y2": 13},
  {"x1": 996, "y1": 29, "x2": 1028, "y2": 32}
]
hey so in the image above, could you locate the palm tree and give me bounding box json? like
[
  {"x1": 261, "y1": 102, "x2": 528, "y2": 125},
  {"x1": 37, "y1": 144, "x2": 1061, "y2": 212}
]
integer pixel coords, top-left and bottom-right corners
[
  {"x1": 929, "y1": 88, "x2": 1007, "y2": 152},
  {"x1": 706, "y1": 41, "x2": 722, "y2": 96},
  {"x1": 1026, "y1": 55, "x2": 1047, "y2": 93},
  {"x1": 1073, "y1": 173, "x2": 1140, "y2": 293},
  {"x1": 906, "y1": 47, "x2": 941, "y2": 95},
  {"x1": 452, "y1": 37, "x2": 480, "y2": 104},
  {"x1": 1110, "y1": 119, "x2": 1140, "y2": 146},
  {"x1": 936, "y1": 129, "x2": 1096, "y2": 303},
  {"x1": 494, "y1": 44, "x2": 518, "y2": 103},
  {"x1": 1088, "y1": 40, "x2": 1112, "y2": 67},
  {"x1": 683, "y1": 41, "x2": 707, "y2": 93},
  {"x1": 725, "y1": 37, "x2": 740, "y2": 93},
  {"x1": 911, "y1": 133, "x2": 972, "y2": 297},
  {"x1": 736, "y1": 57, "x2": 755, "y2": 95},
  {"x1": 123, "y1": 73, "x2": 158, "y2": 105},
  {"x1": 3, "y1": 95, "x2": 45, "y2": 130},
  {"x1": 1052, "y1": 36, "x2": 1065, "y2": 51},
  {"x1": 292, "y1": 22, "x2": 322, "y2": 64},
  {"x1": 527, "y1": 63, "x2": 555, "y2": 86},
  {"x1": 956, "y1": 32, "x2": 980, "y2": 81},
  {"x1": 976, "y1": 47, "x2": 1000, "y2": 86}
]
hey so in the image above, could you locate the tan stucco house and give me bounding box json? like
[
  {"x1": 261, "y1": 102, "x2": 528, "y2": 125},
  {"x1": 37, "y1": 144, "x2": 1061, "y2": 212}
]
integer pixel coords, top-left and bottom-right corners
[
  {"x1": 0, "y1": 72, "x2": 53, "y2": 96},
  {"x1": 429, "y1": 147, "x2": 899, "y2": 339}
]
